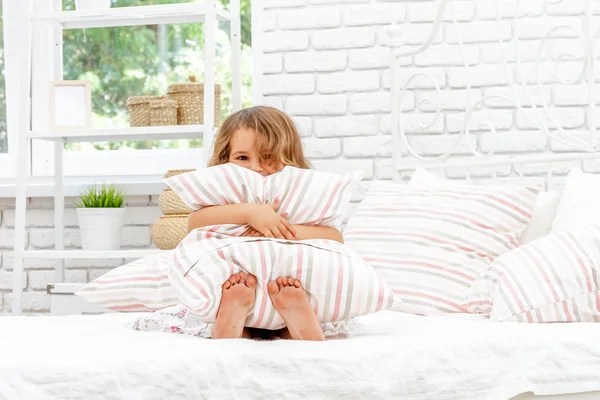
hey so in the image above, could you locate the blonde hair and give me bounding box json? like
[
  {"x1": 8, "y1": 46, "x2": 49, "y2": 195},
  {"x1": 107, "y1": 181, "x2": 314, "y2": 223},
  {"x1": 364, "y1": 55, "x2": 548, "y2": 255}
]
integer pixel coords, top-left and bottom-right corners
[{"x1": 209, "y1": 106, "x2": 311, "y2": 169}]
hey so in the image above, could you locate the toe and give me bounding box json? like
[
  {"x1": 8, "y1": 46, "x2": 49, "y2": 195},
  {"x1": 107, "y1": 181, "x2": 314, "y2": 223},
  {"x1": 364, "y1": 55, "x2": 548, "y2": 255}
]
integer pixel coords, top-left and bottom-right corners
[
  {"x1": 229, "y1": 274, "x2": 239, "y2": 285},
  {"x1": 287, "y1": 277, "x2": 295, "y2": 287},
  {"x1": 238, "y1": 272, "x2": 247, "y2": 284},
  {"x1": 246, "y1": 274, "x2": 257, "y2": 289},
  {"x1": 276, "y1": 277, "x2": 284, "y2": 288},
  {"x1": 293, "y1": 279, "x2": 301, "y2": 288},
  {"x1": 223, "y1": 280, "x2": 231, "y2": 290},
  {"x1": 267, "y1": 281, "x2": 279, "y2": 297}
]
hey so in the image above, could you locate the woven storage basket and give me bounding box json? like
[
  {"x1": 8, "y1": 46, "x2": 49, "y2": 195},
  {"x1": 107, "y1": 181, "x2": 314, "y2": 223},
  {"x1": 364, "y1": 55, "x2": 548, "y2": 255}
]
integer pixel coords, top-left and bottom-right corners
[
  {"x1": 150, "y1": 99, "x2": 178, "y2": 126},
  {"x1": 163, "y1": 169, "x2": 195, "y2": 179},
  {"x1": 127, "y1": 95, "x2": 163, "y2": 127},
  {"x1": 159, "y1": 189, "x2": 191, "y2": 215},
  {"x1": 151, "y1": 214, "x2": 189, "y2": 250},
  {"x1": 167, "y1": 76, "x2": 221, "y2": 126}
]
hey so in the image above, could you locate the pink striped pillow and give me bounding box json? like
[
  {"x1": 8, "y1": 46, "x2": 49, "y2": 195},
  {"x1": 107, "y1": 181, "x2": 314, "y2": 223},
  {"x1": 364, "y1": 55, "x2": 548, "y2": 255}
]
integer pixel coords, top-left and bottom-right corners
[
  {"x1": 165, "y1": 163, "x2": 264, "y2": 210},
  {"x1": 165, "y1": 165, "x2": 392, "y2": 329},
  {"x1": 467, "y1": 224, "x2": 600, "y2": 322},
  {"x1": 171, "y1": 232, "x2": 394, "y2": 329},
  {"x1": 165, "y1": 164, "x2": 361, "y2": 230},
  {"x1": 76, "y1": 251, "x2": 178, "y2": 312},
  {"x1": 344, "y1": 182, "x2": 539, "y2": 315}
]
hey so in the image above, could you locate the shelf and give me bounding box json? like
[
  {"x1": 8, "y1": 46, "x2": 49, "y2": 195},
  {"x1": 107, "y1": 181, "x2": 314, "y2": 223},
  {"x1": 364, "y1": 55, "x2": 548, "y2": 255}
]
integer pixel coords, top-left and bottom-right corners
[
  {"x1": 26, "y1": 124, "x2": 207, "y2": 143},
  {"x1": 31, "y1": 3, "x2": 231, "y2": 30},
  {"x1": 22, "y1": 249, "x2": 163, "y2": 260}
]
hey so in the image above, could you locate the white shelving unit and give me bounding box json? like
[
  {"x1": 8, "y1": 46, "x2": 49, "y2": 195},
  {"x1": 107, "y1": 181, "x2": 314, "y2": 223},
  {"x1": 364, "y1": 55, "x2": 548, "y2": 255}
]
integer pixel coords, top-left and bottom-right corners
[
  {"x1": 11, "y1": 0, "x2": 242, "y2": 315},
  {"x1": 27, "y1": 124, "x2": 212, "y2": 143}
]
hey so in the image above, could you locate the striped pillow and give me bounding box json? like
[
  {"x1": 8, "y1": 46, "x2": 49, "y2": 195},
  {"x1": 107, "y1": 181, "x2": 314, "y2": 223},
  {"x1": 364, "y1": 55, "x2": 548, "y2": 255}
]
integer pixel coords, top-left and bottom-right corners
[
  {"x1": 343, "y1": 181, "x2": 539, "y2": 315},
  {"x1": 165, "y1": 163, "x2": 362, "y2": 230},
  {"x1": 172, "y1": 231, "x2": 395, "y2": 329},
  {"x1": 165, "y1": 163, "x2": 264, "y2": 210},
  {"x1": 467, "y1": 224, "x2": 600, "y2": 322},
  {"x1": 166, "y1": 165, "x2": 390, "y2": 329},
  {"x1": 76, "y1": 251, "x2": 178, "y2": 312},
  {"x1": 409, "y1": 168, "x2": 559, "y2": 245}
]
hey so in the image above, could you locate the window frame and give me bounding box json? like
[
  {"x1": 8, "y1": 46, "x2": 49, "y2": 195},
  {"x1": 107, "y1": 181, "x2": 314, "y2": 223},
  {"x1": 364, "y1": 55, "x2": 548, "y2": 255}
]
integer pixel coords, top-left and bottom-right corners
[
  {"x1": 2, "y1": 0, "x2": 217, "y2": 182},
  {"x1": 0, "y1": 0, "x2": 17, "y2": 179}
]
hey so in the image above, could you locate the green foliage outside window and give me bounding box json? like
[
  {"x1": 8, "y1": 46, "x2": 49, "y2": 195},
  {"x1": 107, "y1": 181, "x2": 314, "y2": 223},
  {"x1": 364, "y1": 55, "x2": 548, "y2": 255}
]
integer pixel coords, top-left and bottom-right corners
[{"x1": 61, "y1": 0, "x2": 252, "y2": 151}]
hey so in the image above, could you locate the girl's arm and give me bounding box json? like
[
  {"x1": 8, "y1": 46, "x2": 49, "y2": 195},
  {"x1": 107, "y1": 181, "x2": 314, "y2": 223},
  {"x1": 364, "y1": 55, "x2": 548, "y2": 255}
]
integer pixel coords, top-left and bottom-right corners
[
  {"x1": 187, "y1": 203, "x2": 296, "y2": 240},
  {"x1": 293, "y1": 225, "x2": 344, "y2": 243},
  {"x1": 187, "y1": 204, "x2": 251, "y2": 233}
]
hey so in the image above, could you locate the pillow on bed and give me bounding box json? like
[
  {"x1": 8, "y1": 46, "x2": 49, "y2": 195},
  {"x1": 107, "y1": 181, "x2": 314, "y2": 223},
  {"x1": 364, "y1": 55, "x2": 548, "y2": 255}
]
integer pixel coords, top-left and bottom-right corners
[
  {"x1": 76, "y1": 251, "x2": 179, "y2": 312},
  {"x1": 409, "y1": 168, "x2": 558, "y2": 245},
  {"x1": 553, "y1": 169, "x2": 600, "y2": 231},
  {"x1": 466, "y1": 224, "x2": 600, "y2": 322},
  {"x1": 165, "y1": 163, "x2": 359, "y2": 230},
  {"x1": 343, "y1": 180, "x2": 539, "y2": 315},
  {"x1": 172, "y1": 233, "x2": 395, "y2": 329},
  {"x1": 167, "y1": 164, "x2": 393, "y2": 329}
]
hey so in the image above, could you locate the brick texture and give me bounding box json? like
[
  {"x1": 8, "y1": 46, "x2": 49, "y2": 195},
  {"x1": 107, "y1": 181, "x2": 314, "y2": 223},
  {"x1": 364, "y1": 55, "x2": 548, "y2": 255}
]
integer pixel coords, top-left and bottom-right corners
[
  {"x1": 260, "y1": 0, "x2": 586, "y2": 188},
  {"x1": 2, "y1": 0, "x2": 593, "y2": 315},
  {"x1": 0, "y1": 196, "x2": 156, "y2": 315}
]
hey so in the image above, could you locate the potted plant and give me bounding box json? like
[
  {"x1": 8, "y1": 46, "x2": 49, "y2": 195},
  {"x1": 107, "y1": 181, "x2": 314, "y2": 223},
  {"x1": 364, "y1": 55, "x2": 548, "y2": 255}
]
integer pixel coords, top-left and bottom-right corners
[
  {"x1": 75, "y1": 0, "x2": 111, "y2": 11},
  {"x1": 76, "y1": 183, "x2": 126, "y2": 251}
]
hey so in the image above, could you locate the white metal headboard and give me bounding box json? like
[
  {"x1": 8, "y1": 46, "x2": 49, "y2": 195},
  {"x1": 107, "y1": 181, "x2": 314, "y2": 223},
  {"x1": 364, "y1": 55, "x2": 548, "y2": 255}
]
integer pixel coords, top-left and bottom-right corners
[{"x1": 387, "y1": 0, "x2": 600, "y2": 189}]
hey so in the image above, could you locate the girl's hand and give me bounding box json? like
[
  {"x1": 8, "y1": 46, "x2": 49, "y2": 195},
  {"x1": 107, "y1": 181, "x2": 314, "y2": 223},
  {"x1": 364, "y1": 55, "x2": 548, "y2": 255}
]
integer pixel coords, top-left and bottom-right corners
[
  {"x1": 246, "y1": 202, "x2": 297, "y2": 240},
  {"x1": 240, "y1": 227, "x2": 263, "y2": 237}
]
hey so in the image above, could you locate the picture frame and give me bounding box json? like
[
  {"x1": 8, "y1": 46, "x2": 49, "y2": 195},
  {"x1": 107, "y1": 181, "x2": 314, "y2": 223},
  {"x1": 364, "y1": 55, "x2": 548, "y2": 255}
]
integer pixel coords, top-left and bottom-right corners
[{"x1": 49, "y1": 80, "x2": 92, "y2": 130}]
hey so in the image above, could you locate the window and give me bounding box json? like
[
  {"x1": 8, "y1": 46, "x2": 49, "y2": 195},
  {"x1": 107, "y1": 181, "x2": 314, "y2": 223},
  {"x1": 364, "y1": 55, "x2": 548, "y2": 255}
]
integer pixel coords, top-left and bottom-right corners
[{"x1": 31, "y1": 0, "x2": 252, "y2": 177}]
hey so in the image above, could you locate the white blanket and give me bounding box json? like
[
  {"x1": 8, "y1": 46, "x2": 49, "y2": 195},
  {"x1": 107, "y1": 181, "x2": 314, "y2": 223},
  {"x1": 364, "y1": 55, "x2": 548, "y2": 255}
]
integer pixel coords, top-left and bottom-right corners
[{"x1": 1, "y1": 312, "x2": 600, "y2": 400}]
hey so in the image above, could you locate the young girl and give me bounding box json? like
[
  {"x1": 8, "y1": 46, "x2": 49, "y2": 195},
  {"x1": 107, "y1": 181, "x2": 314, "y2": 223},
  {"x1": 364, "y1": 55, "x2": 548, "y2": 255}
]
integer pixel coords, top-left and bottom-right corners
[{"x1": 187, "y1": 106, "x2": 343, "y2": 342}]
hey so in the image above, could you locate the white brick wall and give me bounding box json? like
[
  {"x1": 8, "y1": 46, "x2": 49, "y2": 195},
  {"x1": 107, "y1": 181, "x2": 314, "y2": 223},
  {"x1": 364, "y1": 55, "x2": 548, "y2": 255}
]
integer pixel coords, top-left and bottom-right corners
[
  {"x1": 261, "y1": 0, "x2": 596, "y2": 185},
  {"x1": 0, "y1": 196, "x2": 161, "y2": 315},
  {"x1": 2, "y1": 0, "x2": 595, "y2": 315}
]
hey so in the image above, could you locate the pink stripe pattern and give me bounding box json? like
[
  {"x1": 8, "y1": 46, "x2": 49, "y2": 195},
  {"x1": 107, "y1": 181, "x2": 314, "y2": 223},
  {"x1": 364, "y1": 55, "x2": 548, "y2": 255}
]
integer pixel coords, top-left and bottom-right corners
[
  {"x1": 165, "y1": 164, "x2": 393, "y2": 329},
  {"x1": 344, "y1": 181, "x2": 538, "y2": 316},
  {"x1": 165, "y1": 164, "x2": 362, "y2": 230},
  {"x1": 76, "y1": 251, "x2": 179, "y2": 312},
  {"x1": 467, "y1": 224, "x2": 600, "y2": 323},
  {"x1": 172, "y1": 232, "x2": 394, "y2": 329}
]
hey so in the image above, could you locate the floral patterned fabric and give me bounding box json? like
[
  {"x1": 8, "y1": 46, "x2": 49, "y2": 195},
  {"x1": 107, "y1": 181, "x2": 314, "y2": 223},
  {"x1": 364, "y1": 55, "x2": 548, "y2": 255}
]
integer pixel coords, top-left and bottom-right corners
[{"x1": 128, "y1": 305, "x2": 361, "y2": 340}]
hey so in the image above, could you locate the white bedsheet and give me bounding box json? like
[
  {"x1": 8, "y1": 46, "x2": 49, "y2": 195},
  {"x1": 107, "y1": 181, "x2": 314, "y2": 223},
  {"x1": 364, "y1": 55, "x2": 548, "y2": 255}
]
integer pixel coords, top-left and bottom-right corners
[{"x1": 1, "y1": 311, "x2": 600, "y2": 400}]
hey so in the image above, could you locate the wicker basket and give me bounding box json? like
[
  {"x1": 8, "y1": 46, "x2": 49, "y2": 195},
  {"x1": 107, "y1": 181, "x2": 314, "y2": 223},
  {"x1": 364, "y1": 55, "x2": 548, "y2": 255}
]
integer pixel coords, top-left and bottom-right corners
[
  {"x1": 149, "y1": 99, "x2": 178, "y2": 126},
  {"x1": 167, "y1": 76, "x2": 221, "y2": 126},
  {"x1": 151, "y1": 214, "x2": 189, "y2": 250},
  {"x1": 126, "y1": 95, "x2": 163, "y2": 127},
  {"x1": 159, "y1": 189, "x2": 191, "y2": 215},
  {"x1": 164, "y1": 169, "x2": 195, "y2": 179}
]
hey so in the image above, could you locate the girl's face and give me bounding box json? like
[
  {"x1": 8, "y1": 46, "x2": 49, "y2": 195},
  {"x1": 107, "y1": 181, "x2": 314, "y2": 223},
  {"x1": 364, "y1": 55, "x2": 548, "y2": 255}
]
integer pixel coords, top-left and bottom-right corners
[{"x1": 228, "y1": 128, "x2": 283, "y2": 176}]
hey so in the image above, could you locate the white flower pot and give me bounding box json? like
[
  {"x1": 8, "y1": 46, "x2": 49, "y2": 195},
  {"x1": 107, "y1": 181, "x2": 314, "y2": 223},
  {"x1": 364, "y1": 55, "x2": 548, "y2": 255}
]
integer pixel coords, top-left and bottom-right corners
[
  {"x1": 77, "y1": 208, "x2": 126, "y2": 251},
  {"x1": 75, "y1": 0, "x2": 111, "y2": 11}
]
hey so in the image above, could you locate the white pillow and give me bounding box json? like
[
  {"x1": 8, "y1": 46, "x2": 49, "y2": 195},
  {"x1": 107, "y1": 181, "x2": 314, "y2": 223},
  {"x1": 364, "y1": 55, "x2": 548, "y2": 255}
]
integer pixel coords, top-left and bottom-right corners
[
  {"x1": 553, "y1": 169, "x2": 600, "y2": 230},
  {"x1": 466, "y1": 223, "x2": 600, "y2": 322},
  {"x1": 166, "y1": 164, "x2": 394, "y2": 329},
  {"x1": 76, "y1": 251, "x2": 179, "y2": 312},
  {"x1": 409, "y1": 168, "x2": 558, "y2": 245},
  {"x1": 344, "y1": 180, "x2": 539, "y2": 315}
]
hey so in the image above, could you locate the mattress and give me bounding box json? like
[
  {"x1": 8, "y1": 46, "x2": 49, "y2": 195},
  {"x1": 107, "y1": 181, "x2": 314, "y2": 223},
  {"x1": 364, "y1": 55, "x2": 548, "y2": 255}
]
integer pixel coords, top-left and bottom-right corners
[{"x1": 1, "y1": 311, "x2": 600, "y2": 400}]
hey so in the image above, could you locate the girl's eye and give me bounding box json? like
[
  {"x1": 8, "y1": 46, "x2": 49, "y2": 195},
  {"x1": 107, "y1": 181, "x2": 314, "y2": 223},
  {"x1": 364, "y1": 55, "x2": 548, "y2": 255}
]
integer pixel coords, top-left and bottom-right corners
[{"x1": 237, "y1": 156, "x2": 248, "y2": 161}]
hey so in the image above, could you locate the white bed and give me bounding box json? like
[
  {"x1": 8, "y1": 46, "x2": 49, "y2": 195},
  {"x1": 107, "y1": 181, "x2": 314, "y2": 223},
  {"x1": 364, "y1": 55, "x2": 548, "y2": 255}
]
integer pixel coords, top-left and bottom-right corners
[
  {"x1": 5, "y1": 0, "x2": 600, "y2": 399},
  {"x1": 1, "y1": 311, "x2": 600, "y2": 400}
]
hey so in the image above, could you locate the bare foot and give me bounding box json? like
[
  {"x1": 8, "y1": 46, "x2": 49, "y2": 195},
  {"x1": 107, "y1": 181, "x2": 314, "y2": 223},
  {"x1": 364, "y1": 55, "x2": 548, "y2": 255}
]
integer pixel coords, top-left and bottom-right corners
[
  {"x1": 267, "y1": 277, "x2": 325, "y2": 341},
  {"x1": 212, "y1": 272, "x2": 257, "y2": 339}
]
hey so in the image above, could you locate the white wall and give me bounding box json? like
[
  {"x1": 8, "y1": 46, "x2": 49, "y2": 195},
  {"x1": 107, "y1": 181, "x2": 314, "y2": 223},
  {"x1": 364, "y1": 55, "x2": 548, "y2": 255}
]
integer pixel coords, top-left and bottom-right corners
[
  {"x1": 2, "y1": 0, "x2": 596, "y2": 314},
  {"x1": 0, "y1": 197, "x2": 162, "y2": 314},
  {"x1": 259, "y1": 0, "x2": 597, "y2": 183}
]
